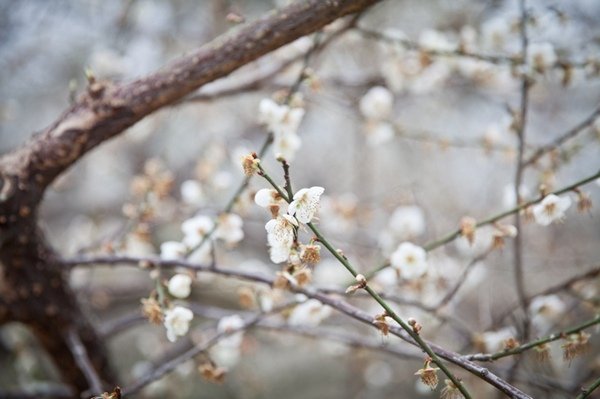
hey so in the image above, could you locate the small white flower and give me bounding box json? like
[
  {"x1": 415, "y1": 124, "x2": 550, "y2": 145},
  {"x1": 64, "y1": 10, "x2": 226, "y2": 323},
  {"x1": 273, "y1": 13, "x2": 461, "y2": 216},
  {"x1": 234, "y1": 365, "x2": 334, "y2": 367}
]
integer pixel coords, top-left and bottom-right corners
[
  {"x1": 167, "y1": 274, "x2": 192, "y2": 299},
  {"x1": 181, "y1": 215, "x2": 214, "y2": 247},
  {"x1": 180, "y1": 180, "x2": 204, "y2": 206},
  {"x1": 390, "y1": 242, "x2": 427, "y2": 280},
  {"x1": 527, "y1": 42, "x2": 557, "y2": 73},
  {"x1": 389, "y1": 206, "x2": 426, "y2": 238},
  {"x1": 258, "y1": 98, "x2": 305, "y2": 138},
  {"x1": 288, "y1": 186, "x2": 325, "y2": 224},
  {"x1": 273, "y1": 131, "x2": 302, "y2": 162},
  {"x1": 532, "y1": 194, "x2": 572, "y2": 226},
  {"x1": 160, "y1": 241, "x2": 187, "y2": 260},
  {"x1": 529, "y1": 295, "x2": 566, "y2": 333},
  {"x1": 215, "y1": 213, "x2": 244, "y2": 244},
  {"x1": 164, "y1": 306, "x2": 194, "y2": 342},
  {"x1": 255, "y1": 188, "x2": 287, "y2": 215},
  {"x1": 217, "y1": 315, "x2": 245, "y2": 348},
  {"x1": 479, "y1": 327, "x2": 515, "y2": 352},
  {"x1": 288, "y1": 299, "x2": 332, "y2": 327},
  {"x1": 265, "y1": 214, "x2": 297, "y2": 248},
  {"x1": 359, "y1": 86, "x2": 394, "y2": 120}
]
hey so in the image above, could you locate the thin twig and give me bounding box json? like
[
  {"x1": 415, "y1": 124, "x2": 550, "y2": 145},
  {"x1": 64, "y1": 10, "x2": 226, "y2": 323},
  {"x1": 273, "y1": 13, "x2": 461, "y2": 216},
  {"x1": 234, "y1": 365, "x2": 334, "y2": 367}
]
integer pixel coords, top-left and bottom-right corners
[
  {"x1": 523, "y1": 104, "x2": 600, "y2": 167},
  {"x1": 467, "y1": 314, "x2": 600, "y2": 362},
  {"x1": 65, "y1": 328, "x2": 105, "y2": 396},
  {"x1": 575, "y1": 376, "x2": 600, "y2": 399}
]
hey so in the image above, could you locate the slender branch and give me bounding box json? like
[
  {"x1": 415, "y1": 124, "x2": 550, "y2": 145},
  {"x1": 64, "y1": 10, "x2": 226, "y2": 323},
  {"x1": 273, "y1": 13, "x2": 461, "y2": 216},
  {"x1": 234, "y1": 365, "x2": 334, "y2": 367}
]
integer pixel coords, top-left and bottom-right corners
[
  {"x1": 355, "y1": 26, "x2": 590, "y2": 70},
  {"x1": 467, "y1": 314, "x2": 600, "y2": 362},
  {"x1": 0, "y1": 387, "x2": 74, "y2": 399},
  {"x1": 575, "y1": 376, "x2": 600, "y2": 399},
  {"x1": 65, "y1": 328, "x2": 105, "y2": 396},
  {"x1": 512, "y1": 0, "x2": 531, "y2": 341},
  {"x1": 489, "y1": 266, "x2": 600, "y2": 329},
  {"x1": 523, "y1": 104, "x2": 600, "y2": 167}
]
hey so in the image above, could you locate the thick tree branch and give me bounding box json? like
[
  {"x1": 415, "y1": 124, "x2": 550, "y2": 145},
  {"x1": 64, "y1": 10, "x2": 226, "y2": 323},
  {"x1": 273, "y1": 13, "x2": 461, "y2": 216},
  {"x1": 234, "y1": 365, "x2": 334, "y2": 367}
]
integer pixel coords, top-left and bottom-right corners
[{"x1": 0, "y1": 0, "x2": 380, "y2": 203}]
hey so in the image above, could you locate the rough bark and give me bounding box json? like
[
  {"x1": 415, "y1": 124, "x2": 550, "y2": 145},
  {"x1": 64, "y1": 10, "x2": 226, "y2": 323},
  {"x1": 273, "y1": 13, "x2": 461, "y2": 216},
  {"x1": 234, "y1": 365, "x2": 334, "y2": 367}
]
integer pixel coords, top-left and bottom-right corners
[{"x1": 0, "y1": 0, "x2": 380, "y2": 393}]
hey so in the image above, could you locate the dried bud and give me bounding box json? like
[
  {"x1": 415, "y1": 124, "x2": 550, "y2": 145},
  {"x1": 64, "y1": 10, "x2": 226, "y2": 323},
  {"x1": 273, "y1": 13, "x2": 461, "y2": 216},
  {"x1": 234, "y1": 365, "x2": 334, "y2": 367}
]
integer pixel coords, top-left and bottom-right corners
[
  {"x1": 534, "y1": 343, "x2": 551, "y2": 363},
  {"x1": 242, "y1": 153, "x2": 260, "y2": 177},
  {"x1": 575, "y1": 190, "x2": 592, "y2": 213},
  {"x1": 294, "y1": 268, "x2": 312, "y2": 286},
  {"x1": 238, "y1": 287, "x2": 256, "y2": 309},
  {"x1": 199, "y1": 363, "x2": 227, "y2": 384},
  {"x1": 408, "y1": 317, "x2": 422, "y2": 334},
  {"x1": 562, "y1": 331, "x2": 590, "y2": 363},
  {"x1": 301, "y1": 244, "x2": 321, "y2": 264},
  {"x1": 373, "y1": 313, "x2": 390, "y2": 336},
  {"x1": 141, "y1": 297, "x2": 163, "y2": 325},
  {"x1": 440, "y1": 379, "x2": 463, "y2": 399},
  {"x1": 503, "y1": 337, "x2": 520, "y2": 350},
  {"x1": 459, "y1": 216, "x2": 477, "y2": 245},
  {"x1": 273, "y1": 272, "x2": 290, "y2": 290},
  {"x1": 415, "y1": 359, "x2": 440, "y2": 390},
  {"x1": 345, "y1": 274, "x2": 367, "y2": 294}
]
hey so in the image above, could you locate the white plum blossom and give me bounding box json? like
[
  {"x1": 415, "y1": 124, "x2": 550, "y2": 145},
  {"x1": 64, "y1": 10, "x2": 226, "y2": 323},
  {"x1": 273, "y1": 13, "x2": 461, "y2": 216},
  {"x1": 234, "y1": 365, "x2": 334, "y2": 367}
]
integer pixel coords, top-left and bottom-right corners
[
  {"x1": 359, "y1": 86, "x2": 394, "y2": 120},
  {"x1": 389, "y1": 205, "x2": 426, "y2": 238},
  {"x1": 265, "y1": 214, "x2": 297, "y2": 247},
  {"x1": 390, "y1": 242, "x2": 427, "y2": 280},
  {"x1": 532, "y1": 194, "x2": 572, "y2": 226},
  {"x1": 529, "y1": 295, "x2": 566, "y2": 333},
  {"x1": 181, "y1": 215, "x2": 214, "y2": 247},
  {"x1": 527, "y1": 42, "x2": 557, "y2": 73},
  {"x1": 269, "y1": 244, "x2": 293, "y2": 264},
  {"x1": 215, "y1": 213, "x2": 244, "y2": 244},
  {"x1": 273, "y1": 131, "x2": 302, "y2": 162},
  {"x1": 288, "y1": 299, "x2": 332, "y2": 327},
  {"x1": 164, "y1": 306, "x2": 194, "y2": 342},
  {"x1": 160, "y1": 241, "x2": 187, "y2": 260},
  {"x1": 479, "y1": 327, "x2": 515, "y2": 352},
  {"x1": 265, "y1": 214, "x2": 298, "y2": 264},
  {"x1": 288, "y1": 186, "x2": 324, "y2": 224},
  {"x1": 167, "y1": 274, "x2": 192, "y2": 299},
  {"x1": 180, "y1": 180, "x2": 204, "y2": 206},
  {"x1": 255, "y1": 188, "x2": 287, "y2": 216},
  {"x1": 259, "y1": 98, "x2": 304, "y2": 161},
  {"x1": 258, "y1": 98, "x2": 305, "y2": 137},
  {"x1": 217, "y1": 314, "x2": 245, "y2": 348}
]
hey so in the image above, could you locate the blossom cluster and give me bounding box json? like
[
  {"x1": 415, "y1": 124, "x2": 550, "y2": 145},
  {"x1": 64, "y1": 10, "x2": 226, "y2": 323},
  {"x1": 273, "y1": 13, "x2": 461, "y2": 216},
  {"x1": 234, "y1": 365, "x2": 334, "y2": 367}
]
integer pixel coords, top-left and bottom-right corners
[
  {"x1": 258, "y1": 98, "x2": 305, "y2": 162},
  {"x1": 256, "y1": 186, "x2": 324, "y2": 264}
]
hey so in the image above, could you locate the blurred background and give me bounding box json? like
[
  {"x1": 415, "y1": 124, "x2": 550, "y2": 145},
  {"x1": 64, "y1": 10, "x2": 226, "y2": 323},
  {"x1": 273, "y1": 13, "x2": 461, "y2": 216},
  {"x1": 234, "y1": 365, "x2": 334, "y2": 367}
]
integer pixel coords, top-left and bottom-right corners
[{"x1": 1, "y1": 0, "x2": 599, "y2": 397}]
